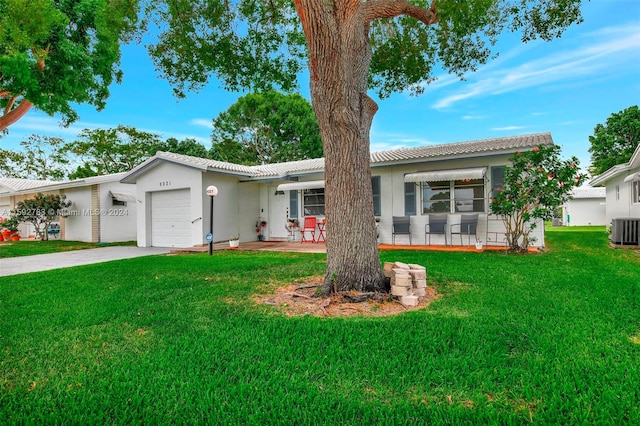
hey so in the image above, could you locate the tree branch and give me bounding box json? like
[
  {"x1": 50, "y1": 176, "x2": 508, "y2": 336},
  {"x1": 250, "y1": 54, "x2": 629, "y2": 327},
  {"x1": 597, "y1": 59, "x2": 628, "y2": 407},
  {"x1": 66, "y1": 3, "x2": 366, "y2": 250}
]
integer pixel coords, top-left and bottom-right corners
[
  {"x1": 4, "y1": 94, "x2": 18, "y2": 114},
  {"x1": 0, "y1": 98, "x2": 33, "y2": 132},
  {"x1": 361, "y1": 0, "x2": 438, "y2": 25}
]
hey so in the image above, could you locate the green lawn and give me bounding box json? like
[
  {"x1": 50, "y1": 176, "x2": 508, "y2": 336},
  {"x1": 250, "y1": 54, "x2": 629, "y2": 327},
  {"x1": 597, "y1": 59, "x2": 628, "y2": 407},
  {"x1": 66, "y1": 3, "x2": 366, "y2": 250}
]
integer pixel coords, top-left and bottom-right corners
[
  {"x1": 1, "y1": 229, "x2": 638, "y2": 424},
  {"x1": 0, "y1": 239, "x2": 136, "y2": 258}
]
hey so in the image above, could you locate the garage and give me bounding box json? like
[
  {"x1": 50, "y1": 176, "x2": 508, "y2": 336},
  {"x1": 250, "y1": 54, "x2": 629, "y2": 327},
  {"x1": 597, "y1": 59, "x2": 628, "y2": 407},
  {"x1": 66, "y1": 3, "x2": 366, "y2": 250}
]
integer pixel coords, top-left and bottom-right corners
[{"x1": 151, "y1": 188, "x2": 192, "y2": 247}]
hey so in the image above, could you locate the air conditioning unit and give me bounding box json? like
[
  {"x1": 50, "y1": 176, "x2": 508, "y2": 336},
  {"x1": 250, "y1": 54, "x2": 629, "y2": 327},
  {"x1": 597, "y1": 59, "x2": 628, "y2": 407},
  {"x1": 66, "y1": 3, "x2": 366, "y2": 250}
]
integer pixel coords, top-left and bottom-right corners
[{"x1": 611, "y1": 218, "x2": 640, "y2": 245}]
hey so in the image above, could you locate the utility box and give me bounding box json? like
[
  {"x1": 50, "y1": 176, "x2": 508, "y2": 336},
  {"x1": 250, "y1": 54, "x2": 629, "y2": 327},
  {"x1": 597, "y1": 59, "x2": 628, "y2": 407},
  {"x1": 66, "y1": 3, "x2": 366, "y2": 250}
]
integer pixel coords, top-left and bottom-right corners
[{"x1": 611, "y1": 218, "x2": 640, "y2": 245}]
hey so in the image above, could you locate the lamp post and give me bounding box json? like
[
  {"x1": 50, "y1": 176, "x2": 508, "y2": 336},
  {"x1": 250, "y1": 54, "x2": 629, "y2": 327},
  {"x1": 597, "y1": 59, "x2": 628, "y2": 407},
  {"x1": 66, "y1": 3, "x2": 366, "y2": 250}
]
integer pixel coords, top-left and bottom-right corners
[{"x1": 206, "y1": 185, "x2": 218, "y2": 255}]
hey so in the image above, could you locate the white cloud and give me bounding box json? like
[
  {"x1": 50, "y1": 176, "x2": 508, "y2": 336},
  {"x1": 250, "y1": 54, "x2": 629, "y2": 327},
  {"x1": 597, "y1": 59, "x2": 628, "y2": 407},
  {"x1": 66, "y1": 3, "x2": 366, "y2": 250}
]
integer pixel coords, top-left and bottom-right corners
[
  {"x1": 10, "y1": 115, "x2": 89, "y2": 137},
  {"x1": 432, "y1": 21, "x2": 640, "y2": 109},
  {"x1": 1, "y1": 113, "x2": 212, "y2": 149},
  {"x1": 370, "y1": 131, "x2": 438, "y2": 152},
  {"x1": 491, "y1": 126, "x2": 525, "y2": 131},
  {"x1": 190, "y1": 118, "x2": 214, "y2": 129}
]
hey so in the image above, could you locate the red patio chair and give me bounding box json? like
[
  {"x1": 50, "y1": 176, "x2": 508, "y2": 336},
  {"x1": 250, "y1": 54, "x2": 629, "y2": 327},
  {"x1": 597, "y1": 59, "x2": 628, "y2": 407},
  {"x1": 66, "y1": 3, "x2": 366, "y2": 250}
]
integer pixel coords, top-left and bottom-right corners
[{"x1": 301, "y1": 217, "x2": 317, "y2": 243}]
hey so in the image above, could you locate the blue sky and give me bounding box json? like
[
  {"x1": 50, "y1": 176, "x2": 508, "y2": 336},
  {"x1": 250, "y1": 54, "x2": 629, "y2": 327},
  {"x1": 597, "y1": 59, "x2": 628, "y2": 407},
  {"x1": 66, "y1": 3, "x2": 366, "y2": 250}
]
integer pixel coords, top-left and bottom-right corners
[{"x1": 2, "y1": 0, "x2": 639, "y2": 174}]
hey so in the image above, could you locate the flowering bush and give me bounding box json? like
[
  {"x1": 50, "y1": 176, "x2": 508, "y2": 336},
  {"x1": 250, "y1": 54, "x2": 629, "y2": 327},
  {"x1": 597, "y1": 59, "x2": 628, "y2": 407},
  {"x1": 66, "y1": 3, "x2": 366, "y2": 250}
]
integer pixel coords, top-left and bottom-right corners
[
  {"x1": 490, "y1": 145, "x2": 586, "y2": 252},
  {"x1": 12, "y1": 193, "x2": 71, "y2": 241}
]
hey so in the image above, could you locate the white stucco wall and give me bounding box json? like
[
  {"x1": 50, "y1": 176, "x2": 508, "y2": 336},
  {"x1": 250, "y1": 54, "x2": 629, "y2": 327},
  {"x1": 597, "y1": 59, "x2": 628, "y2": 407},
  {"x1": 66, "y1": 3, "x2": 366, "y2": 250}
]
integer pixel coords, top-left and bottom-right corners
[
  {"x1": 202, "y1": 173, "x2": 258, "y2": 244},
  {"x1": 0, "y1": 196, "x2": 10, "y2": 218},
  {"x1": 563, "y1": 198, "x2": 606, "y2": 226},
  {"x1": 63, "y1": 187, "x2": 93, "y2": 242},
  {"x1": 99, "y1": 181, "x2": 138, "y2": 242},
  {"x1": 603, "y1": 174, "x2": 639, "y2": 225},
  {"x1": 627, "y1": 169, "x2": 640, "y2": 219}
]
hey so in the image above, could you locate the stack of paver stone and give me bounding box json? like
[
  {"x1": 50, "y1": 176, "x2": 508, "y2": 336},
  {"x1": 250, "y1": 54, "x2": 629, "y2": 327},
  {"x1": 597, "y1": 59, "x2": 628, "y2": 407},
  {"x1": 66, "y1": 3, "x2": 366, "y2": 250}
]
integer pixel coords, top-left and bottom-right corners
[{"x1": 383, "y1": 261, "x2": 427, "y2": 306}]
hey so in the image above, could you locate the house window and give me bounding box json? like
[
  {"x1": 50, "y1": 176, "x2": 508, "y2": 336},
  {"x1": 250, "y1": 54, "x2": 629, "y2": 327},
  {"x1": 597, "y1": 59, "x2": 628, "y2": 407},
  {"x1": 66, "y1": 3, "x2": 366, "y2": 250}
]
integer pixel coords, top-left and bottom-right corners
[
  {"x1": 454, "y1": 179, "x2": 485, "y2": 212},
  {"x1": 112, "y1": 197, "x2": 126, "y2": 207},
  {"x1": 422, "y1": 179, "x2": 486, "y2": 214},
  {"x1": 491, "y1": 166, "x2": 505, "y2": 198},
  {"x1": 372, "y1": 176, "x2": 381, "y2": 216},
  {"x1": 633, "y1": 181, "x2": 640, "y2": 204},
  {"x1": 404, "y1": 182, "x2": 416, "y2": 216},
  {"x1": 422, "y1": 181, "x2": 451, "y2": 213},
  {"x1": 289, "y1": 191, "x2": 299, "y2": 219},
  {"x1": 303, "y1": 188, "x2": 325, "y2": 216}
]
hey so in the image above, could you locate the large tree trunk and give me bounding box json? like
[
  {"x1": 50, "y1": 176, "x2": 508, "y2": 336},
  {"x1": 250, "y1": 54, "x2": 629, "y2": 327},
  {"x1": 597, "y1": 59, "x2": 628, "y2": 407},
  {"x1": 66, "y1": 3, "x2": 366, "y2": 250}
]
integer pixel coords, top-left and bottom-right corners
[
  {"x1": 294, "y1": 1, "x2": 385, "y2": 294},
  {"x1": 293, "y1": 0, "x2": 438, "y2": 294}
]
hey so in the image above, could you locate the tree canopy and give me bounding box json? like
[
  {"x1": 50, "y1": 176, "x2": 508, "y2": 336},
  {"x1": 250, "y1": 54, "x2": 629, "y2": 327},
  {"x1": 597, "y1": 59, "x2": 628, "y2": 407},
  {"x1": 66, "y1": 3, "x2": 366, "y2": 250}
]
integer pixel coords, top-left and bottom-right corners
[
  {"x1": 0, "y1": 0, "x2": 140, "y2": 132},
  {"x1": 210, "y1": 91, "x2": 323, "y2": 165},
  {"x1": 0, "y1": 134, "x2": 69, "y2": 180},
  {"x1": 588, "y1": 105, "x2": 640, "y2": 176},
  {"x1": 160, "y1": 137, "x2": 209, "y2": 158},
  {"x1": 0, "y1": 127, "x2": 209, "y2": 180},
  {"x1": 147, "y1": 0, "x2": 585, "y2": 293},
  {"x1": 65, "y1": 126, "x2": 163, "y2": 178},
  {"x1": 65, "y1": 127, "x2": 211, "y2": 179}
]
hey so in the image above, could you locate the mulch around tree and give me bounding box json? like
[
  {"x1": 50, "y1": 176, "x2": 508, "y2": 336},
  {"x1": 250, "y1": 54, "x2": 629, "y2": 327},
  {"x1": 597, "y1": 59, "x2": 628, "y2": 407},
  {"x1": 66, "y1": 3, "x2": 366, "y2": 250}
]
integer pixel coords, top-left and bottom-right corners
[{"x1": 256, "y1": 275, "x2": 440, "y2": 318}]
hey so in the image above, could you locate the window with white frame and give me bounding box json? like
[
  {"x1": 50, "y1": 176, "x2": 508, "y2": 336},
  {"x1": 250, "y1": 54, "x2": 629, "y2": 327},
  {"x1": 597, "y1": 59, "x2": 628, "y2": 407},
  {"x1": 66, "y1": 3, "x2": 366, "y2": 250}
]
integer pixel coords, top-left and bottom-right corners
[
  {"x1": 289, "y1": 190, "x2": 299, "y2": 218},
  {"x1": 422, "y1": 181, "x2": 451, "y2": 213},
  {"x1": 372, "y1": 176, "x2": 381, "y2": 216},
  {"x1": 491, "y1": 166, "x2": 505, "y2": 198},
  {"x1": 404, "y1": 182, "x2": 417, "y2": 216},
  {"x1": 633, "y1": 180, "x2": 640, "y2": 204},
  {"x1": 303, "y1": 188, "x2": 325, "y2": 215},
  {"x1": 422, "y1": 179, "x2": 485, "y2": 214}
]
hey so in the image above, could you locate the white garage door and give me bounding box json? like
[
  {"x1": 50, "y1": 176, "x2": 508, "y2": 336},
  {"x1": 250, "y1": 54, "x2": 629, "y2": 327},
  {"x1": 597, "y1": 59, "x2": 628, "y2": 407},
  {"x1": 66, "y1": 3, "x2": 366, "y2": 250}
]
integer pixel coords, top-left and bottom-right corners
[{"x1": 151, "y1": 189, "x2": 192, "y2": 248}]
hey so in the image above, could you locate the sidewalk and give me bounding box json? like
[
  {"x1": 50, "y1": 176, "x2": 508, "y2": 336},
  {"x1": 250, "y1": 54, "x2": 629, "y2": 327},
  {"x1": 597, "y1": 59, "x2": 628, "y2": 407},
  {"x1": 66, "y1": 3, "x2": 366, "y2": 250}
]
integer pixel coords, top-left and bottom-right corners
[{"x1": 0, "y1": 246, "x2": 171, "y2": 277}]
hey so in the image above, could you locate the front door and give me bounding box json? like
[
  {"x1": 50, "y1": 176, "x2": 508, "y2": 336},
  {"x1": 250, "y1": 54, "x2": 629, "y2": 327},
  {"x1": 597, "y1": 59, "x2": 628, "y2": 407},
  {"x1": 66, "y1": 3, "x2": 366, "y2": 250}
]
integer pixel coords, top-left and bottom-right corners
[{"x1": 269, "y1": 187, "x2": 290, "y2": 240}]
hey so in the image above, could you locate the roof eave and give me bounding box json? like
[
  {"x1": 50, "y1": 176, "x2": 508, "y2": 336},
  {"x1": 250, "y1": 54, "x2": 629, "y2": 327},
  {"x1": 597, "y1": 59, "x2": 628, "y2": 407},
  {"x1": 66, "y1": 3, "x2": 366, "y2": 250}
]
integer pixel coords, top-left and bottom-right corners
[{"x1": 589, "y1": 164, "x2": 630, "y2": 187}]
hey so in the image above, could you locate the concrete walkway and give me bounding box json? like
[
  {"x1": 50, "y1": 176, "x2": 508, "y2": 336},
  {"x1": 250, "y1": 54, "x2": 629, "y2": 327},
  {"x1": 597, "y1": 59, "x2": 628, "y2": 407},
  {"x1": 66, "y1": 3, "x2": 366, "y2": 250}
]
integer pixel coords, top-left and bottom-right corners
[{"x1": 0, "y1": 246, "x2": 171, "y2": 277}]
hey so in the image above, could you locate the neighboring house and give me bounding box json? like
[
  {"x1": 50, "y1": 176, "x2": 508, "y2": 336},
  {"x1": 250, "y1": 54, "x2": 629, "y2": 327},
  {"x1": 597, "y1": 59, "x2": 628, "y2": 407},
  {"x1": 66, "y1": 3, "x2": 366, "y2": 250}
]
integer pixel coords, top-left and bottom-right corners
[
  {"x1": 590, "y1": 143, "x2": 640, "y2": 245},
  {"x1": 0, "y1": 173, "x2": 137, "y2": 242},
  {"x1": 121, "y1": 132, "x2": 554, "y2": 248},
  {"x1": 562, "y1": 186, "x2": 606, "y2": 226},
  {"x1": 590, "y1": 143, "x2": 640, "y2": 224}
]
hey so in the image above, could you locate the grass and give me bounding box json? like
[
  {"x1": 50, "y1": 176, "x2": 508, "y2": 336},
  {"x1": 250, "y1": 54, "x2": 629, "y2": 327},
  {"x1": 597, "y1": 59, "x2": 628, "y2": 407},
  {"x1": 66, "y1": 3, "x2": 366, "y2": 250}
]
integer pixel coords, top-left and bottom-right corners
[
  {"x1": 0, "y1": 239, "x2": 136, "y2": 258},
  {"x1": 1, "y1": 228, "x2": 638, "y2": 424}
]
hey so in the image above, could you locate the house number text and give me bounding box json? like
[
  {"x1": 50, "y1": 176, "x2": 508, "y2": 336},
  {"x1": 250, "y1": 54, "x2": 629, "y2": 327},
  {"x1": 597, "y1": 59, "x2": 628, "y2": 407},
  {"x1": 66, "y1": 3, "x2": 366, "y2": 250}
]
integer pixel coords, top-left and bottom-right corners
[{"x1": 159, "y1": 181, "x2": 172, "y2": 187}]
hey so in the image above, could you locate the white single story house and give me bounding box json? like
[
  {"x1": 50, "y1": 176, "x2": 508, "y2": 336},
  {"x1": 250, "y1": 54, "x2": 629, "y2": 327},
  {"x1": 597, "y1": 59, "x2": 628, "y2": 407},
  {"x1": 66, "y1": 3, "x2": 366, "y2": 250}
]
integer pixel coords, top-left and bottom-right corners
[
  {"x1": 0, "y1": 173, "x2": 137, "y2": 242},
  {"x1": 562, "y1": 186, "x2": 606, "y2": 226},
  {"x1": 120, "y1": 132, "x2": 554, "y2": 249},
  {"x1": 590, "y1": 143, "x2": 640, "y2": 245}
]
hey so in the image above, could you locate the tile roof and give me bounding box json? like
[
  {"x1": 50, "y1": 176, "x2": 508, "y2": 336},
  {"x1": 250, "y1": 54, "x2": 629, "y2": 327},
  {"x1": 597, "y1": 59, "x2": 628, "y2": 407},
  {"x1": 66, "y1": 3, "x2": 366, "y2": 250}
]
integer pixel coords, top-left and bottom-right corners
[
  {"x1": 251, "y1": 158, "x2": 325, "y2": 178},
  {"x1": 0, "y1": 173, "x2": 131, "y2": 195},
  {"x1": 120, "y1": 132, "x2": 553, "y2": 183},
  {"x1": 571, "y1": 186, "x2": 606, "y2": 199},
  {"x1": 369, "y1": 132, "x2": 553, "y2": 164},
  {"x1": 155, "y1": 151, "x2": 255, "y2": 175},
  {"x1": 0, "y1": 178, "x2": 58, "y2": 193}
]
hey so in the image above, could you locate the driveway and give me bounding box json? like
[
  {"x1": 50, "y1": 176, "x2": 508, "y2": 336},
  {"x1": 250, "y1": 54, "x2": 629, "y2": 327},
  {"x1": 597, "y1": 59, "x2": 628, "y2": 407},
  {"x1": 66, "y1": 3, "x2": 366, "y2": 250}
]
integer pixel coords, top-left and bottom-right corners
[{"x1": 0, "y1": 246, "x2": 171, "y2": 277}]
